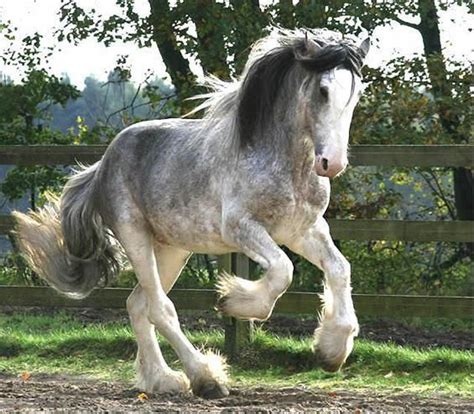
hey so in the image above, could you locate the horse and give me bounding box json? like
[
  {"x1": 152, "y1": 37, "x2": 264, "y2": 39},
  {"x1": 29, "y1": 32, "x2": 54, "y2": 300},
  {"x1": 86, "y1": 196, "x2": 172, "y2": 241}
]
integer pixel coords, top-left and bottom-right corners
[{"x1": 13, "y1": 28, "x2": 370, "y2": 399}]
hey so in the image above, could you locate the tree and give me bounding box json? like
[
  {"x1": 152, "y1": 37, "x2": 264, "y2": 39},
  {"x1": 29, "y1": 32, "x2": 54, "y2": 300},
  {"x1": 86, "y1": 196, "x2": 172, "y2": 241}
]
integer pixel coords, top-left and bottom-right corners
[
  {"x1": 0, "y1": 38, "x2": 80, "y2": 209},
  {"x1": 350, "y1": 0, "x2": 473, "y2": 258},
  {"x1": 49, "y1": 71, "x2": 175, "y2": 133}
]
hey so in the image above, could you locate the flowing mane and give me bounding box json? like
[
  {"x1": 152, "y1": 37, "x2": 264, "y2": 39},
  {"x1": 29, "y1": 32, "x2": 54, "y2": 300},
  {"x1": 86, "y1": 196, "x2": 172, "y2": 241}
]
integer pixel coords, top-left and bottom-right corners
[{"x1": 191, "y1": 28, "x2": 367, "y2": 148}]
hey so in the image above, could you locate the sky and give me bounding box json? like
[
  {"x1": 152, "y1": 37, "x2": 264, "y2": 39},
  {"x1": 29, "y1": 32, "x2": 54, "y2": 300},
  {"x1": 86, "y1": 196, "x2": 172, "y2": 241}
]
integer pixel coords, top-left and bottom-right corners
[{"x1": 0, "y1": 0, "x2": 472, "y2": 88}]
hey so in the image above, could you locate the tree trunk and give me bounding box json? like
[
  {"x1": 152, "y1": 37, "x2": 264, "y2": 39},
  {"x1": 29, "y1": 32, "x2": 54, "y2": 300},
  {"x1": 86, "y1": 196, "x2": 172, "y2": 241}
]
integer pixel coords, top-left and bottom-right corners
[
  {"x1": 277, "y1": 0, "x2": 296, "y2": 29},
  {"x1": 295, "y1": 0, "x2": 330, "y2": 28},
  {"x1": 230, "y1": 0, "x2": 266, "y2": 74},
  {"x1": 417, "y1": 0, "x2": 473, "y2": 255},
  {"x1": 192, "y1": 1, "x2": 231, "y2": 79},
  {"x1": 148, "y1": 0, "x2": 197, "y2": 100}
]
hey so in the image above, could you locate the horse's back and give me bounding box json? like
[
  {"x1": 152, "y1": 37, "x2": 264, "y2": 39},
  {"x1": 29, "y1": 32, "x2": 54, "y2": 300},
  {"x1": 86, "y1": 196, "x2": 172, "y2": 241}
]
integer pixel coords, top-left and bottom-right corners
[{"x1": 106, "y1": 118, "x2": 201, "y2": 168}]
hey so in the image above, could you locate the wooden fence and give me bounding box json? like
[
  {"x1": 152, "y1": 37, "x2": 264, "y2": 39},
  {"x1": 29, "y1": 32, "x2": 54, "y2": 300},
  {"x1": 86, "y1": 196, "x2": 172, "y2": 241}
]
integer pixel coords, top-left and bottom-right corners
[
  {"x1": 0, "y1": 145, "x2": 473, "y2": 354},
  {"x1": 0, "y1": 286, "x2": 471, "y2": 319}
]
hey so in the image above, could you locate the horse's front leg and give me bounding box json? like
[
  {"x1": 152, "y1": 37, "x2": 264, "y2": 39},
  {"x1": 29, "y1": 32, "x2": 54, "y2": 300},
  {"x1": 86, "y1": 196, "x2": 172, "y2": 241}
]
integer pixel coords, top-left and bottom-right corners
[
  {"x1": 218, "y1": 215, "x2": 293, "y2": 321},
  {"x1": 287, "y1": 217, "x2": 359, "y2": 372}
]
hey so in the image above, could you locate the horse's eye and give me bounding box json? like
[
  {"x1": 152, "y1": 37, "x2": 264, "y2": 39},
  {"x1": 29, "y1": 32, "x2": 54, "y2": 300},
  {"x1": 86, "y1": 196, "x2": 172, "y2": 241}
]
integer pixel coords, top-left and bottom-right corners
[{"x1": 320, "y1": 86, "x2": 329, "y2": 100}]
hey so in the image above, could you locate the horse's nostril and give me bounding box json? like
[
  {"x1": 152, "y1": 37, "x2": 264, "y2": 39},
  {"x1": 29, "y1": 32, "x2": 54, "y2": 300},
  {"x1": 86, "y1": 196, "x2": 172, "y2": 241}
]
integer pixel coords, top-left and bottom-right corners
[{"x1": 322, "y1": 158, "x2": 328, "y2": 170}]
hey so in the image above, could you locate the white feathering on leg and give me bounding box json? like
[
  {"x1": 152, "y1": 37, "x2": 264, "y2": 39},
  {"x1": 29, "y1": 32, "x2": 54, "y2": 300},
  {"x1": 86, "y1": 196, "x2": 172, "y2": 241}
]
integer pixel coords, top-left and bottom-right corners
[{"x1": 216, "y1": 272, "x2": 274, "y2": 320}]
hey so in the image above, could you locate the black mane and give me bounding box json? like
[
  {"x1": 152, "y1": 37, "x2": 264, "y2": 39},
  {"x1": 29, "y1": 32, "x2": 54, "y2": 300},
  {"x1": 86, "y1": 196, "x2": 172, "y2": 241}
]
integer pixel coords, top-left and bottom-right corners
[{"x1": 237, "y1": 36, "x2": 365, "y2": 148}]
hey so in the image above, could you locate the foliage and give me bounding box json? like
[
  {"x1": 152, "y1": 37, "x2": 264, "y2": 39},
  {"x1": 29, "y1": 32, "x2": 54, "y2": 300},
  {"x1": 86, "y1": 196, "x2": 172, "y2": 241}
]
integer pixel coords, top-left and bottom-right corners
[
  {"x1": 0, "y1": 252, "x2": 38, "y2": 286},
  {"x1": 0, "y1": 26, "x2": 79, "y2": 209},
  {"x1": 347, "y1": 240, "x2": 473, "y2": 296},
  {"x1": 351, "y1": 58, "x2": 471, "y2": 146}
]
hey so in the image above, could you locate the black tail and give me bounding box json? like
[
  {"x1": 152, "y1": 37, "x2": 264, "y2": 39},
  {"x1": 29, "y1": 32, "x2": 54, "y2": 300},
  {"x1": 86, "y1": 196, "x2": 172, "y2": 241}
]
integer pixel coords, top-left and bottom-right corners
[{"x1": 13, "y1": 163, "x2": 120, "y2": 298}]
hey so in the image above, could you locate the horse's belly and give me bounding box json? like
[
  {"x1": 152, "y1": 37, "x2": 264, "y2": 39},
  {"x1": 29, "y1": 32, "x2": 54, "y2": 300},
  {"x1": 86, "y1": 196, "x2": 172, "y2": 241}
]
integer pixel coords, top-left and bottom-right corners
[{"x1": 172, "y1": 237, "x2": 233, "y2": 255}]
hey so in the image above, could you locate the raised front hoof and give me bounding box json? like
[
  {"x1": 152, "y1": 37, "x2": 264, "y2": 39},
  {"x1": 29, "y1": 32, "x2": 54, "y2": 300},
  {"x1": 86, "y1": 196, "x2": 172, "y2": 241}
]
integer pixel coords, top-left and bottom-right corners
[
  {"x1": 193, "y1": 381, "x2": 229, "y2": 399},
  {"x1": 215, "y1": 273, "x2": 272, "y2": 321},
  {"x1": 215, "y1": 295, "x2": 245, "y2": 319}
]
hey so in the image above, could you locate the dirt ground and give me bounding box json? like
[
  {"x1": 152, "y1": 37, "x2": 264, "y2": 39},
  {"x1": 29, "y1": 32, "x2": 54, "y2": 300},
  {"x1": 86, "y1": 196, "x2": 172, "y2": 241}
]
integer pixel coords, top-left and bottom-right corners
[{"x1": 1, "y1": 373, "x2": 473, "y2": 413}]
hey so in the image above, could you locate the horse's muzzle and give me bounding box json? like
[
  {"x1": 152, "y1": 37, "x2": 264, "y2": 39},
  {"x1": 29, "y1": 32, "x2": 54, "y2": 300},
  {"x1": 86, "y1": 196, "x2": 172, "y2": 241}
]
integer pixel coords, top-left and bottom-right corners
[{"x1": 315, "y1": 155, "x2": 347, "y2": 178}]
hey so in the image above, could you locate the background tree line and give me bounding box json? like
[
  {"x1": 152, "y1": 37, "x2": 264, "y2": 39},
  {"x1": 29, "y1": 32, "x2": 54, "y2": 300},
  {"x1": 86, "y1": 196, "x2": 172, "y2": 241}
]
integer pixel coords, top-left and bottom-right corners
[{"x1": 0, "y1": 0, "x2": 472, "y2": 295}]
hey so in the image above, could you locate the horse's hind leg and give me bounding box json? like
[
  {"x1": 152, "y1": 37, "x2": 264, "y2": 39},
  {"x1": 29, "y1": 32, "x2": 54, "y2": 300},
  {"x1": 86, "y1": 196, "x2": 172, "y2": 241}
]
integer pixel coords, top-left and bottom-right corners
[
  {"x1": 119, "y1": 223, "x2": 229, "y2": 398},
  {"x1": 287, "y1": 217, "x2": 358, "y2": 372},
  {"x1": 127, "y1": 285, "x2": 189, "y2": 394},
  {"x1": 126, "y1": 245, "x2": 191, "y2": 394}
]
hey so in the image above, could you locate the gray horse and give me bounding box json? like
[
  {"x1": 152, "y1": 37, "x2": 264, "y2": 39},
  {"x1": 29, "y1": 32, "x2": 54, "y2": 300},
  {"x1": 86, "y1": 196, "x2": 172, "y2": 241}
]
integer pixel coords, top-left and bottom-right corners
[{"x1": 14, "y1": 28, "x2": 369, "y2": 399}]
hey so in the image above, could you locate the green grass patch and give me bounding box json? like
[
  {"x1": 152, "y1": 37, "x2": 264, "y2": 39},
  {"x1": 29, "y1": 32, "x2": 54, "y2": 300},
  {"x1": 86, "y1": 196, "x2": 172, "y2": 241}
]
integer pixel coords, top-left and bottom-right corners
[{"x1": 0, "y1": 312, "x2": 472, "y2": 396}]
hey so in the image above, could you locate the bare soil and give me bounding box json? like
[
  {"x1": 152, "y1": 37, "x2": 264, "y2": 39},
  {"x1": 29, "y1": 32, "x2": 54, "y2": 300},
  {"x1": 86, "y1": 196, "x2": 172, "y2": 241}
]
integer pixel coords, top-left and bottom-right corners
[{"x1": 1, "y1": 373, "x2": 473, "y2": 413}]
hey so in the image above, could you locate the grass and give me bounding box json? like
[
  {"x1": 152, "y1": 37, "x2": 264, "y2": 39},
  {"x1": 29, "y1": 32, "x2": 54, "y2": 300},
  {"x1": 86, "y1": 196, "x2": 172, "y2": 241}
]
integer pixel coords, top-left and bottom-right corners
[{"x1": 0, "y1": 311, "x2": 472, "y2": 397}]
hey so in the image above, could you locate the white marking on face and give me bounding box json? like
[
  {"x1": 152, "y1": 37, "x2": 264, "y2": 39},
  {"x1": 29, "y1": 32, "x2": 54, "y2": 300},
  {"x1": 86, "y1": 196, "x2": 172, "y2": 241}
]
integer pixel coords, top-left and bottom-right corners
[{"x1": 313, "y1": 68, "x2": 363, "y2": 178}]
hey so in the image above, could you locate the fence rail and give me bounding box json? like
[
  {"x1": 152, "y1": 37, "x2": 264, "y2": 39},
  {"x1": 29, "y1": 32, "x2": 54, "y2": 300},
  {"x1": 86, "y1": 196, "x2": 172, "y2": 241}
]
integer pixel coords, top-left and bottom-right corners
[
  {"x1": 1, "y1": 215, "x2": 473, "y2": 242},
  {"x1": 1, "y1": 144, "x2": 473, "y2": 167},
  {"x1": 1, "y1": 286, "x2": 472, "y2": 320}
]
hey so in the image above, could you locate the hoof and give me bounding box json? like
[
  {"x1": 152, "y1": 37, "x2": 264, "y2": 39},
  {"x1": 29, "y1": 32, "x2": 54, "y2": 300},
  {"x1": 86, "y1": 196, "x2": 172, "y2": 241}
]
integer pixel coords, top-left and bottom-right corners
[
  {"x1": 193, "y1": 381, "x2": 229, "y2": 399},
  {"x1": 314, "y1": 349, "x2": 343, "y2": 373},
  {"x1": 215, "y1": 272, "x2": 236, "y2": 317},
  {"x1": 312, "y1": 319, "x2": 357, "y2": 373},
  {"x1": 190, "y1": 350, "x2": 229, "y2": 399},
  {"x1": 215, "y1": 272, "x2": 271, "y2": 320}
]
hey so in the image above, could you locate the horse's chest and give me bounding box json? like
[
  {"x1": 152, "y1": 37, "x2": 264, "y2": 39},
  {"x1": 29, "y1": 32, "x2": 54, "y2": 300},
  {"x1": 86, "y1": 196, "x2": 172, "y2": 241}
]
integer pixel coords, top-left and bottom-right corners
[
  {"x1": 269, "y1": 177, "x2": 330, "y2": 242},
  {"x1": 269, "y1": 200, "x2": 323, "y2": 243}
]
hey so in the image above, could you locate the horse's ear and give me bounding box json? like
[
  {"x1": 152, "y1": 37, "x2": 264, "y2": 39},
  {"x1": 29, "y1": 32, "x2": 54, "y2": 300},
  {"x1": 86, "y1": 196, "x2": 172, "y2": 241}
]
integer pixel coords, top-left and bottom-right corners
[
  {"x1": 359, "y1": 37, "x2": 370, "y2": 61},
  {"x1": 294, "y1": 35, "x2": 322, "y2": 62}
]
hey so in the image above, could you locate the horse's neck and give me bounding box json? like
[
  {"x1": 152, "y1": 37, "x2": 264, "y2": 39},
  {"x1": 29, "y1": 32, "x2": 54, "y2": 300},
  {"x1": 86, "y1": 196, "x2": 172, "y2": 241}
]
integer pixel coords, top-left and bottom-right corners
[
  {"x1": 253, "y1": 114, "x2": 315, "y2": 184},
  {"x1": 205, "y1": 99, "x2": 315, "y2": 183}
]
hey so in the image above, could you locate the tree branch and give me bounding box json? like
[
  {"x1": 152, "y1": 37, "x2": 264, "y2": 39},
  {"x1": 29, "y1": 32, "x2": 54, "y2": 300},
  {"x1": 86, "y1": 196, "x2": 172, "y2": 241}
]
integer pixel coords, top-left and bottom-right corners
[
  {"x1": 105, "y1": 94, "x2": 176, "y2": 125},
  {"x1": 419, "y1": 169, "x2": 456, "y2": 220},
  {"x1": 392, "y1": 15, "x2": 420, "y2": 30}
]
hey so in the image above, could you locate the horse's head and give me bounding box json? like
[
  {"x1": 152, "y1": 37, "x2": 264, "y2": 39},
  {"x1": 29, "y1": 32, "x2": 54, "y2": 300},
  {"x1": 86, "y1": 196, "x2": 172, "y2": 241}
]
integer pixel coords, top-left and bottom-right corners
[
  {"x1": 295, "y1": 36, "x2": 370, "y2": 178},
  {"x1": 198, "y1": 29, "x2": 370, "y2": 178}
]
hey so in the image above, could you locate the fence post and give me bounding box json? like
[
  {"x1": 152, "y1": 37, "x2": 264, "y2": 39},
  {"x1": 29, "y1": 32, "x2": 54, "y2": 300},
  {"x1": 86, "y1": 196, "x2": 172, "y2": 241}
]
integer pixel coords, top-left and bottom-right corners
[{"x1": 217, "y1": 253, "x2": 253, "y2": 359}]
